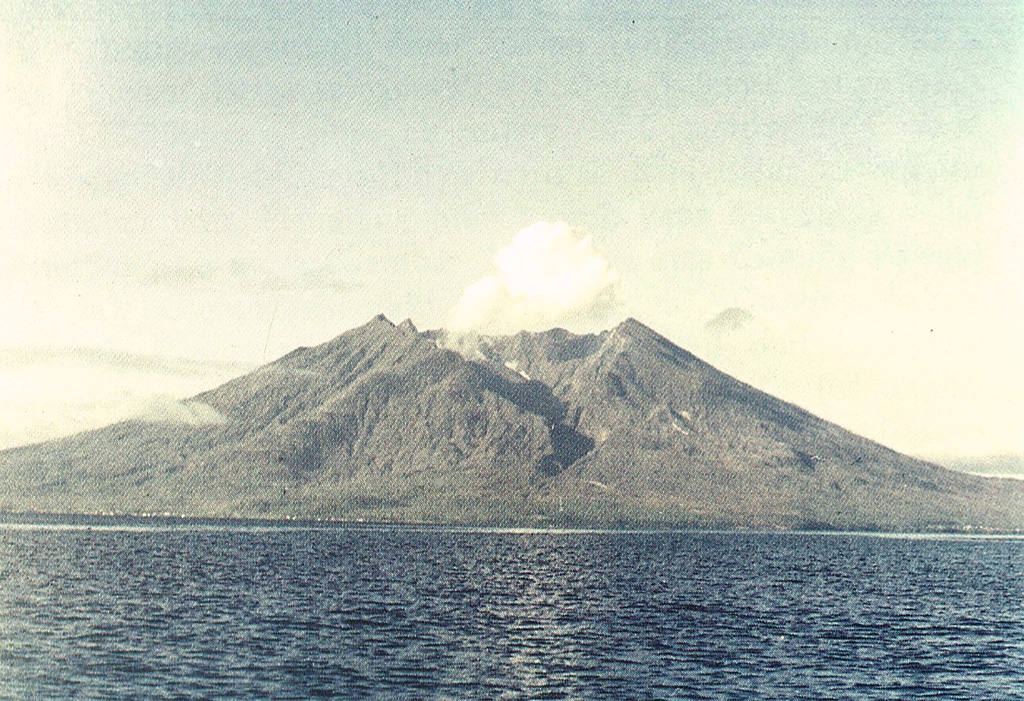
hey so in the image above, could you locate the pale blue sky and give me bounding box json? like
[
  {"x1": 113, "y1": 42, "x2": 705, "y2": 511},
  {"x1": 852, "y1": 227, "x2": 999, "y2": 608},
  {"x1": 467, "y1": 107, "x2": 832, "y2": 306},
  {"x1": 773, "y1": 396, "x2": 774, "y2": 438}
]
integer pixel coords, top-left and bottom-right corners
[{"x1": 1, "y1": 1, "x2": 1022, "y2": 457}]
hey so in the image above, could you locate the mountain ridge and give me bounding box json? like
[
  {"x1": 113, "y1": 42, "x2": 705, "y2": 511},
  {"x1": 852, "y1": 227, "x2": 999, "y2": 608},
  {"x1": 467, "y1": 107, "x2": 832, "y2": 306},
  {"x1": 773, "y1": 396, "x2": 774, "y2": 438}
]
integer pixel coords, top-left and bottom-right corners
[{"x1": 2, "y1": 315, "x2": 1022, "y2": 532}]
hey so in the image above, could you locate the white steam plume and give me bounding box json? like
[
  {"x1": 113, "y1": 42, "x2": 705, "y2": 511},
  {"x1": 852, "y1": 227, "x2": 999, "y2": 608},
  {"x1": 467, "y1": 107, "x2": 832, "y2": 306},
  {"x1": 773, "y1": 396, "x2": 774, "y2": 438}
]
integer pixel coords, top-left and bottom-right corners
[
  {"x1": 446, "y1": 221, "x2": 620, "y2": 335},
  {"x1": 137, "y1": 397, "x2": 227, "y2": 426}
]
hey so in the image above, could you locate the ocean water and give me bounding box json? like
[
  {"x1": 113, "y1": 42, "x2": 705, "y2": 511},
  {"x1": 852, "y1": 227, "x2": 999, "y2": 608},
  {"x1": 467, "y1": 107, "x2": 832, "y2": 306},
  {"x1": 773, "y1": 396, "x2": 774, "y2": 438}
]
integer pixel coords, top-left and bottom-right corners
[{"x1": 1, "y1": 519, "x2": 1022, "y2": 700}]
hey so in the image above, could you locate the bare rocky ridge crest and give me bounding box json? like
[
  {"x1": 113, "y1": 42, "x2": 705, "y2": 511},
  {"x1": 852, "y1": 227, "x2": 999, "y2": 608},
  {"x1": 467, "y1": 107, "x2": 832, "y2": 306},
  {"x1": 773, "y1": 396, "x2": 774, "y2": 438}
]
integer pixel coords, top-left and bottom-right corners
[{"x1": 2, "y1": 314, "x2": 1022, "y2": 531}]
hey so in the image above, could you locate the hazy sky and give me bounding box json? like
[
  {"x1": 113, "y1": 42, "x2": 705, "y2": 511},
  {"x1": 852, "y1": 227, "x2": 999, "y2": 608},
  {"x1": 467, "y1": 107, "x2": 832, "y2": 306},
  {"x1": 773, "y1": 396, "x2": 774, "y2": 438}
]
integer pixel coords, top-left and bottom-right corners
[{"x1": 2, "y1": 1, "x2": 1022, "y2": 459}]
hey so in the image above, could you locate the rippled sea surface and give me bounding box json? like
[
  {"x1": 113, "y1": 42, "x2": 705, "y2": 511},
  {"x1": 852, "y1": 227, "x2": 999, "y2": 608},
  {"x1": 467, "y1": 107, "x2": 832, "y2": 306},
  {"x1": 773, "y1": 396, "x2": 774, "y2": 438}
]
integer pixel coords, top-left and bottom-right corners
[{"x1": 1, "y1": 518, "x2": 1022, "y2": 700}]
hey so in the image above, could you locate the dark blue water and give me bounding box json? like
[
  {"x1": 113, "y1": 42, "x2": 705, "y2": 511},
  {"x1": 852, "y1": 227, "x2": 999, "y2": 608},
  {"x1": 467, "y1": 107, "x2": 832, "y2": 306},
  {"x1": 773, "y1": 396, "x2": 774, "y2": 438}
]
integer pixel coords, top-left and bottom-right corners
[{"x1": 1, "y1": 520, "x2": 1022, "y2": 700}]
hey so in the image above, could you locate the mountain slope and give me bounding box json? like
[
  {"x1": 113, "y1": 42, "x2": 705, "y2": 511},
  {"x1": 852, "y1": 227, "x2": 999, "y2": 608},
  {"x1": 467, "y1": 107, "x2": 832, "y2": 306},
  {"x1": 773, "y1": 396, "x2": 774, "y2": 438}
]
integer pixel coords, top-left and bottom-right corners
[
  {"x1": 2, "y1": 315, "x2": 1022, "y2": 531},
  {"x1": 479, "y1": 320, "x2": 1022, "y2": 530}
]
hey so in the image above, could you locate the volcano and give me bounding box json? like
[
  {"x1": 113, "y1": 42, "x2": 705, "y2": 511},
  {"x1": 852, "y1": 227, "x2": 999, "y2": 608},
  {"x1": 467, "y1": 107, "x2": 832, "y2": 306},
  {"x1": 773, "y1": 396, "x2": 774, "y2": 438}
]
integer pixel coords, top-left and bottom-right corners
[{"x1": 2, "y1": 315, "x2": 1021, "y2": 531}]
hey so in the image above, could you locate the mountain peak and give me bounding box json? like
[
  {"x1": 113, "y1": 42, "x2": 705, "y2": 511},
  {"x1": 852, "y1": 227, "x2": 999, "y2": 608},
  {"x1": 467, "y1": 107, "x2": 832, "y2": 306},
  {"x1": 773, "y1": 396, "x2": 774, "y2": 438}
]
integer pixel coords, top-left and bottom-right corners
[
  {"x1": 609, "y1": 317, "x2": 684, "y2": 354},
  {"x1": 613, "y1": 317, "x2": 656, "y2": 338}
]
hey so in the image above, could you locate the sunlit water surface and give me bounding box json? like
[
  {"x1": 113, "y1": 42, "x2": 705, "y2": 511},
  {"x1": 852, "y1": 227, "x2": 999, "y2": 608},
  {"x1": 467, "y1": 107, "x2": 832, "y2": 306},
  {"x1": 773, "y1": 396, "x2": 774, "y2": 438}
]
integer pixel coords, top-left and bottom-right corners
[{"x1": 1, "y1": 517, "x2": 1022, "y2": 700}]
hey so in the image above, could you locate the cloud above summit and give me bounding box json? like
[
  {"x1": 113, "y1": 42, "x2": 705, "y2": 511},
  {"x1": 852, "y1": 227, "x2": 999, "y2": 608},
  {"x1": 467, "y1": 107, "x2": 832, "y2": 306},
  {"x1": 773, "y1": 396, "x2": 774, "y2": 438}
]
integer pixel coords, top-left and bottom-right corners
[{"x1": 446, "y1": 222, "x2": 620, "y2": 335}]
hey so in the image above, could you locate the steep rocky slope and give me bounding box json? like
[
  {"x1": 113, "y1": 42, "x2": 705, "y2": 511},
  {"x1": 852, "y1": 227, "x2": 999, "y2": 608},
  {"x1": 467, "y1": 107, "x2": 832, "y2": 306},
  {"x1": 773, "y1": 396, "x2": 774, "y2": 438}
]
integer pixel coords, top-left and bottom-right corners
[{"x1": 2, "y1": 315, "x2": 1021, "y2": 531}]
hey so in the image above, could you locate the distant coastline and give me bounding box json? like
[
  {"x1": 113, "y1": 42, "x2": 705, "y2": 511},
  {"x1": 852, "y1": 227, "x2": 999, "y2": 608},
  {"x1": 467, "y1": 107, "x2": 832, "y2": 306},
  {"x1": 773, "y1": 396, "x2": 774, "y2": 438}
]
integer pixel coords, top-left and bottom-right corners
[
  {"x1": 2, "y1": 510, "x2": 1023, "y2": 537},
  {"x1": 958, "y1": 471, "x2": 1024, "y2": 481}
]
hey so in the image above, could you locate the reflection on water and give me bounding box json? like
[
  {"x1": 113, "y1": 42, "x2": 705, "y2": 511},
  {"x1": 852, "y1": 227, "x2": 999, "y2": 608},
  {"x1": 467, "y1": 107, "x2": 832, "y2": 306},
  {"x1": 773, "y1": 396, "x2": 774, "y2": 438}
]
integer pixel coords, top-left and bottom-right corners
[{"x1": 1, "y1": 520, "x2": 1022, "y2": 699}]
